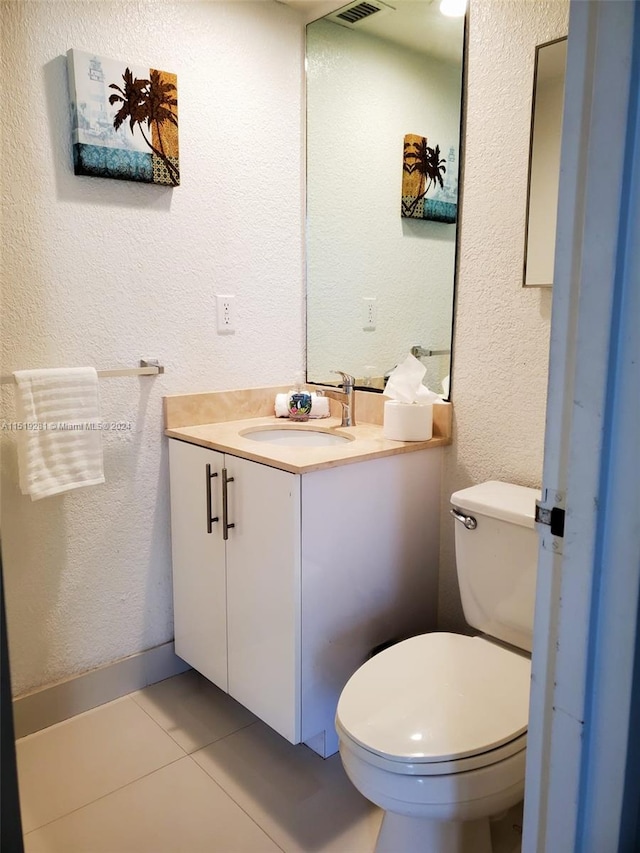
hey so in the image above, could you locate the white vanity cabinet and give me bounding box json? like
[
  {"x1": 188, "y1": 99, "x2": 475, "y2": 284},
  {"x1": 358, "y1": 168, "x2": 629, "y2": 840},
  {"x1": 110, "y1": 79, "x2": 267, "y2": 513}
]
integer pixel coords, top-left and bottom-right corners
[
  {"x1": 169, "y1": 436, "x2": 441, "y2": 757},
  {"x1": 169, "y1": 438, "x2": 301, "y2": 743}
]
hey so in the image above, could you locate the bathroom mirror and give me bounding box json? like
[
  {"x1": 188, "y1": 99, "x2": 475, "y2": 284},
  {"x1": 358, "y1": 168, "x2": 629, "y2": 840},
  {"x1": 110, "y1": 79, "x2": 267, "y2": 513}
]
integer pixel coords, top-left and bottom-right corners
[
  {"x1": 523, "y1": 37, "x2": 567, "y2": 287},
  {"x1": 305, "y1": 0, "x2": 465, "y2": 397}
]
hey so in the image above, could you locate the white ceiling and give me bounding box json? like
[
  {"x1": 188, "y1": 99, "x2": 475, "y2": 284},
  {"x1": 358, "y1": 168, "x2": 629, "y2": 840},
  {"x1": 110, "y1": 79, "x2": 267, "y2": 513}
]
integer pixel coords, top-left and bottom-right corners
[{"x1": 282, "y1": 0, "x2": 465, "y2": 64}]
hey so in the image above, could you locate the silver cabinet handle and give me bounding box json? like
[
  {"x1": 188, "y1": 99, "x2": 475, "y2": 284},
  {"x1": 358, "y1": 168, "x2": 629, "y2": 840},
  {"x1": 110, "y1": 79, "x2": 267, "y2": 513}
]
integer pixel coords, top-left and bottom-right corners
[
  {"x1": 206, "y1": 463, "x2": 219, "y2": 534},
  {"x1": 222, "y1": 467, "x2": 235, "y2": 541},
  {"x1": 450, "y1": 508, "x2": 477, "y2": 530}
]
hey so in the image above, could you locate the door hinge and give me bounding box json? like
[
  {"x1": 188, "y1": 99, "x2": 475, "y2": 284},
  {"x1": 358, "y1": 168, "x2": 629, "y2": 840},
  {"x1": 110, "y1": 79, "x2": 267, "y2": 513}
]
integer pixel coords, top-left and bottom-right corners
[{"x1": 535, "y1": 501, "x2": 565, "y2": 538}]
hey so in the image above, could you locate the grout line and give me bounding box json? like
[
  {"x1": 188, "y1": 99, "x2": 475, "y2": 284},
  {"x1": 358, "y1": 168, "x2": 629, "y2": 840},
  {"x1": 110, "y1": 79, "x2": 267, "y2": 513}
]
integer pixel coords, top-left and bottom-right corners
[
  {"x1": 115, "y1": 715, "x2": 279, "y2": 847},
  {"x1": 20, "y1": 694, "x2": 190, "y2": 835},
  {"x1": 187, "y1": 719, "x2": 259, "y2": 754},
  {"x1": 182, "y1": 719, "x2": 258, "y2": 755},
  {"x1": 128, "y1": 677, "x2": 259, "y2": 754},
  {"x1": 185, "y1": 752, "x2": 286, "y2": 853},
  {"x1": 128, "y1": 690, "x2": 192, "y2": 756},
  {"x1": 21, "y1": 719, "x2": 258, "y2": 839},
  {"x1": 22, "y1": 678, "x2": 282, "y2": 850},
  {"x1": 22, "y1": 755, "x2": 187, "y2": 837}
]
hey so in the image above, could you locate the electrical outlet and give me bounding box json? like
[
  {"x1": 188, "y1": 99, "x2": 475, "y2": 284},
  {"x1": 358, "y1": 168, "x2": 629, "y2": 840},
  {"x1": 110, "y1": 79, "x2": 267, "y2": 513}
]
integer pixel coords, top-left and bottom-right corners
[
  {"x1": 216, "y1": 295, "x2": 235, "y2": 333},
  {"x1": 363, "y1": 297, "x2": 377, "y2": 330}
]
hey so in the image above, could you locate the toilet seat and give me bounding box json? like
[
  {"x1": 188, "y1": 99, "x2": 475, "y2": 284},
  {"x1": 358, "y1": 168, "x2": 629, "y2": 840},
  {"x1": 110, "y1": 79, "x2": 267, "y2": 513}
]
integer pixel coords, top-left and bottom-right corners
[
  {"x1": 336, "y1": 632, "x2": 531, "y2": 772},
  {"x1": 337, "y1": 723, "x2": 528, "y2": 777}
]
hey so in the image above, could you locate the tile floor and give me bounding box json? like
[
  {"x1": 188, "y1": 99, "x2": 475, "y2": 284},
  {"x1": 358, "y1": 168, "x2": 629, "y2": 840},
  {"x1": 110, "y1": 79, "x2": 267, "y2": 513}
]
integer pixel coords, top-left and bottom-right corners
[{"x1": 16, "y1": 670, "x2": 524, "y2": 852}]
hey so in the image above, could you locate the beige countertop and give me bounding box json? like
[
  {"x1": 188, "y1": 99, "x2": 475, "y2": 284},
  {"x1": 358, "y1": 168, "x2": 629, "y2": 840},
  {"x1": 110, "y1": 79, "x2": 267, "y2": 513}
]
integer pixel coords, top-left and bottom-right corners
[
  {"x1": 164, "y1": 386, "x2": 452, "y2": 475},
  {"x1": 165, "y1": 415, "x2": 448, "y2": 475}
]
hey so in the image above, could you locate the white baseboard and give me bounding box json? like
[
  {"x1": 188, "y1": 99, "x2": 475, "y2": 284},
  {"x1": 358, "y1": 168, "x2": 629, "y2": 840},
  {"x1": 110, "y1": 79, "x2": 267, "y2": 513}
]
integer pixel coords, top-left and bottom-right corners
[{"x1": 13, "y1": 641, "x2": 190, "y2": 739}]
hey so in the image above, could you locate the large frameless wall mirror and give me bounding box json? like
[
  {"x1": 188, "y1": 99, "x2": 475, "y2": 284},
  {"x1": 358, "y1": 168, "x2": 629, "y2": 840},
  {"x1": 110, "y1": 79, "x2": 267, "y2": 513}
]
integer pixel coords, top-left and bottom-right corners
[
  {"x1": 305, "y1": 0, "x2": 465, "y2": 397},
  {"x1": 523, "y1": 37, "x2": 567, "y2": 287}
]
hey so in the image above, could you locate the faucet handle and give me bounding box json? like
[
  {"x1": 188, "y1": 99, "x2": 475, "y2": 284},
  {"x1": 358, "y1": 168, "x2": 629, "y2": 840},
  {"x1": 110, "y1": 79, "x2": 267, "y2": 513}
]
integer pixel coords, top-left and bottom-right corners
[{"x1": 331, "y1": 370, "x2": 355, "y2": 389}]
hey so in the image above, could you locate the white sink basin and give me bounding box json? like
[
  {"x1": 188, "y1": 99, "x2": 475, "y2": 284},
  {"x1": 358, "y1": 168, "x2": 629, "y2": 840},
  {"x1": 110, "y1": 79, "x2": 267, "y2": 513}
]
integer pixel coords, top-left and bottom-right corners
[{"x1": 242, "y1": 428, "x2": 353, "y2": 447}]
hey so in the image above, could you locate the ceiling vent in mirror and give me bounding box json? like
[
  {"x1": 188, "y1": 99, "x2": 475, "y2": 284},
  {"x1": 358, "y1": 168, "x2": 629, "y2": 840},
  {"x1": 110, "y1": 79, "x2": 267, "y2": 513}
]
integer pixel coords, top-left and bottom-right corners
[{"x1": 327, "y1": 0, "x2": 395, "y2": 28}]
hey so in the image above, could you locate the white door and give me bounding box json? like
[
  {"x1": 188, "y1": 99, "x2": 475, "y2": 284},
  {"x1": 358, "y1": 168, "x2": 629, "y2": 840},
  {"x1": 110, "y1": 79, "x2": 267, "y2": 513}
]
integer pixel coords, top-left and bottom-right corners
[
  {"x1": 523, "y1": 2, "x2": 640, "y2": 850},
  {"x1": 168, "y1": 440, "x2": 228, "y2": 690},
  {"x1": 225, "y1": 456, "x2": 301, "y2": 743}
]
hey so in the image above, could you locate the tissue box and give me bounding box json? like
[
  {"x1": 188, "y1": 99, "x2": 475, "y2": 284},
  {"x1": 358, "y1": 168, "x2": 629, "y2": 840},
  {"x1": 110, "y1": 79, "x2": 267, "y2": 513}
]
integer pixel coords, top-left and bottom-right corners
[{"x1": 383, "y1": 400, "x2": 433, "y2": 441}]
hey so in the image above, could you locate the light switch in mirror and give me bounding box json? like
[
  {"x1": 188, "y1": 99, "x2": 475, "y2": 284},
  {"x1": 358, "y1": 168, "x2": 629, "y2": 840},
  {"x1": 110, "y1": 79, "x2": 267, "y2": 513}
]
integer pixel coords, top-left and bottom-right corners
[
  {"x1": 305, "y1": 0, "x2": 465, "y2": 398},
  {"x1": 524, "y1": 37, "x2": 567, "y2": 287}
]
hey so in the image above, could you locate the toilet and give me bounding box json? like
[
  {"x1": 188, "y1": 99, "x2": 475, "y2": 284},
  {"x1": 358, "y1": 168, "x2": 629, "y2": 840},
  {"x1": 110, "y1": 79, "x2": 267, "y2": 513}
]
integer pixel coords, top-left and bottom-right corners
[{"x1": 335, "y1": 480, "x2": 540, "y2": 853}]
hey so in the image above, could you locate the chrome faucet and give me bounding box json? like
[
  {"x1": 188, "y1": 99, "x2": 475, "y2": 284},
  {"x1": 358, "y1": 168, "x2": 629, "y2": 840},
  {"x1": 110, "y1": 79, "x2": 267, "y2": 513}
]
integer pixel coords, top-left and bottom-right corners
[{"x1": 315, "y1": 371, "x2": 356, "y2": 427}]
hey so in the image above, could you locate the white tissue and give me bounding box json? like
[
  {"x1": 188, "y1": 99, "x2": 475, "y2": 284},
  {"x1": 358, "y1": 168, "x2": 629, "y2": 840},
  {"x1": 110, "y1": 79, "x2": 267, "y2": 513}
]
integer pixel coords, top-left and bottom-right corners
[
  {"x1": 383, "y1": 400, "x2": 433, "y2": 441},
  {"x1": 383, "y1": 355, "x2": 440, "y2": 405},
  {"x1": 382, "y1": 355, "x2": 439, "y2": 441}
]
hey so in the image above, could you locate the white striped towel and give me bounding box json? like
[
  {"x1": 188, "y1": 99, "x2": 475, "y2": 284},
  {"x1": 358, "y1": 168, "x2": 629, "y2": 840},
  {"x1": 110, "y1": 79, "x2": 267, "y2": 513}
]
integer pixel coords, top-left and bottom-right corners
[
  {"x1": 274, "y1": 393, "x2": 330, "y2": 418},
  {"x1": 13, "y1": 367, "x2": 105, "y2": 501}
]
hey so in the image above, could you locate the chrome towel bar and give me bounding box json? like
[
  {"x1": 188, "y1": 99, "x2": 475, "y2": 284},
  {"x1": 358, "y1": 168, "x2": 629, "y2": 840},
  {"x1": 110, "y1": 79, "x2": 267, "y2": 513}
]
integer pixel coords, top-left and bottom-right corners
[
  {"x1": 411, "y1": 345, "x2": 451, "y2": 359},
  {"x1": 0, "y1": 359, "x2": 164, "y2": 385}
]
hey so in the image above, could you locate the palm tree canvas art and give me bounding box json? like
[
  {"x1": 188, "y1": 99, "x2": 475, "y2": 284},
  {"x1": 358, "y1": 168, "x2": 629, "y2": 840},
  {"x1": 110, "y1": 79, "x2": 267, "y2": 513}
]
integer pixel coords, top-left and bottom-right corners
[
  {"x1": 401, "y1": 133, "x2": 457, "y2": 223},
  {"x1": 67, "y1": 49, "x2": 179, "y2": 186}
]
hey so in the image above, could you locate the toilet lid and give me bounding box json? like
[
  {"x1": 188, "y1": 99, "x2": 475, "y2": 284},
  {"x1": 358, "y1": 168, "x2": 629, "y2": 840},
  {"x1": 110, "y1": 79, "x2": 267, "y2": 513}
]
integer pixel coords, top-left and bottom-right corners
[{"x1": 336, "y1": 633, "x2": 531, "y2": 764}]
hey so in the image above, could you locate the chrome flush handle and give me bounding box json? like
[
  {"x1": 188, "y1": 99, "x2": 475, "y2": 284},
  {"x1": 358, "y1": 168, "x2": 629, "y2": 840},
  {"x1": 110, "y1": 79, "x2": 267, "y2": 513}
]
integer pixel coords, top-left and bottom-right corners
[{"x1": 450, "y1": 508, "x2": 477, "y2": 530}]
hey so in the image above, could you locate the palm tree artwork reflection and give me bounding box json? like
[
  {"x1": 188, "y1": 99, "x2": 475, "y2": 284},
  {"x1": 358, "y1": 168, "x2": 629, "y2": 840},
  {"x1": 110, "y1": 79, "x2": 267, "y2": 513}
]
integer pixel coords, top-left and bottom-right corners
[
  {"x1": 67, "y1": 49, "x2": 180, "y2": 186},
  {"x1": 401, "y1": 133, "x2": 457, "y2": 223}
]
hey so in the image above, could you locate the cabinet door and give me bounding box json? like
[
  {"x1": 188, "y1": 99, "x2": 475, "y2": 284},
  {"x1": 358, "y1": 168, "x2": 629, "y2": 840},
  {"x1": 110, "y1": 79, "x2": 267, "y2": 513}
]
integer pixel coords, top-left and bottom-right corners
[
  {"x1": 224, "y1": 456, "x2": 301, "y2": 743},
  {"x1": 300, "y1": 449, "x2": 442, "y2": 757},
  {"x1": 168, "y1": 440, "x2": 228, "y2": 690}
]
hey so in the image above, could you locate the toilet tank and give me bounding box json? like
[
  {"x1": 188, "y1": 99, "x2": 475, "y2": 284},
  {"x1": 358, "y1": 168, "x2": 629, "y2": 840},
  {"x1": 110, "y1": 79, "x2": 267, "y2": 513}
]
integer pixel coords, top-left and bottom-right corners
[{"x1": 451, "y1": 481, "x2": 541, "y2": 653}]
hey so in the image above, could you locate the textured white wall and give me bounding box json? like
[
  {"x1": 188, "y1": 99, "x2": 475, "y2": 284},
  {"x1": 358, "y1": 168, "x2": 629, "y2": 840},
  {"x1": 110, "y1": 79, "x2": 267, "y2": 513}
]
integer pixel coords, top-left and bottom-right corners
[
  {"x1": 0, "y1": 0, "x2": 304, "y2": 695},
  {"x1": 438, "y1": 0, "x2": 569, "y2": 631},
  {"x1": 1, "y1": 0, "x2": 570, "y2": 692},
  {"x1": 306, "y1": 20, "x2": 462, "y2": 392}
]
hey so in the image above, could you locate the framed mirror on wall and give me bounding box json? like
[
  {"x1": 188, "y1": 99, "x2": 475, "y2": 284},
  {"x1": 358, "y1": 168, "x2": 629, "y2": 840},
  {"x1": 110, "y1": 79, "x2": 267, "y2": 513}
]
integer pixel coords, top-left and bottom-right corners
[
  {"x1": 305, "y1": 0, "x2": 466, "y2": 398},
  {"x1": 523, "y1": 37, "x2": 568, "y2": 287}
]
